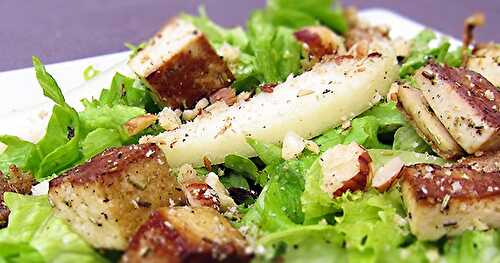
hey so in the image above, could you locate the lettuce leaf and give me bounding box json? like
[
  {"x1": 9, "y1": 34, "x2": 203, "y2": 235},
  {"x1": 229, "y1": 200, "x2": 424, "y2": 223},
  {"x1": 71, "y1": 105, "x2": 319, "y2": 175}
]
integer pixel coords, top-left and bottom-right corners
[
  {"x1": 393, "y1": 126, "x2": 432, "y2": 153},
  {"x1": 400, "y1": 30, "x2": 463, "y2": 78},
  {"x1": 0, "y1": 193, "x2": 107, "y2": 263},
  {"x1": 268, "y1": 0, "x2": 347, "y2": 33},
  {"x1": 443, "y1": 230, "x2": 500, "y2": 263},
  {"x1": 0, "y1": 136, "x2": 40, "y2": 176},
  {"x1": 241, "y1": 156, "x2": 315, "y2": 233},
  {"x1": 256, "y1": 225, "x2": 346, "y2": 262},
  {"x1": 80, "y1": 128, "x2": 122, "y2": 160}
]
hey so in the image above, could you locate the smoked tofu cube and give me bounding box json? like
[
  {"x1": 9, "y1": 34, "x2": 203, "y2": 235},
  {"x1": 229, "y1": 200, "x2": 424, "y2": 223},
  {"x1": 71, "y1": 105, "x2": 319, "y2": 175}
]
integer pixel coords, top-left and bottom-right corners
[
  {"x1": 393, "y1": 83, "x2": 464, "y2": 159},
  {"x1": 467, "y1": 43, "x2": 500, "y2": 88},
  {"x1": 128, "y1": 18, "x2": 234, "y2": 109},
  {"x1": 415, "y1": 62, "x2": 500, "y2": 154},
  {"x1": 401, "y1": 163, "x2": 500, "y2": 241},
  {"x1": 48, "y1": 144, "x2": 186, "y2": 250},
  {"x1": 121, "y1": 206, "x2": 252, "y2": 263}
]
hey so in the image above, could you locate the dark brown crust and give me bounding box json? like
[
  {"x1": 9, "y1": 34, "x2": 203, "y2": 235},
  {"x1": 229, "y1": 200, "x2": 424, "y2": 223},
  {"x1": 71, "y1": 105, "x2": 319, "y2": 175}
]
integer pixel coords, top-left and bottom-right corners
[
  {"x1": 49, "y1": 144, "x2": 163, "y2": 188},
  {"x1": 122, "y1": 207, "x2": 252, "y2": 263},
  {"x1": 146, "y1": 34, "x2": 234, "y2": 109},
  {"x1": 294, "y1": 29, "x2": 335, "y2": 59},
  {"x1": 0, "y1": 166, "x2": 34, "y2": 227},
  {"x1": 401, "y1": 163, "x2": 500, "y2": 206},
  {"x1": 423, "y1": 62, "x2": 500, "y2": 126}
]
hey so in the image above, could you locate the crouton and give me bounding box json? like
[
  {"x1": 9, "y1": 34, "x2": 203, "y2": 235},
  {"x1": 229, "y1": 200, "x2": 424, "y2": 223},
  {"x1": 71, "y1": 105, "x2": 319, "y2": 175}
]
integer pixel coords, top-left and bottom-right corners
[
  {"x1": 121, "y1": 206, "x2": 251, "y2": 263},
  {"x1": 128, "y1": 18, "x2": 234, "y2": 109},
  {"x1": 415, "y1": 62, "x2": 500, "y2": 154},
  {"x1": 401, "y1": 163, "x2": 500, "y2": 240},
  {"x1": 392, "y1": 83, "x2": 464, "y2": 159},
  {"x1": 467, "y1": 43, "x2": 500, "y2": 87},
  {"x1": 48, "y1": 144, "x2": 186, "y2": 249},
  {"x1": 0, "y1": 166, "x2": 34, "y2": 227}
]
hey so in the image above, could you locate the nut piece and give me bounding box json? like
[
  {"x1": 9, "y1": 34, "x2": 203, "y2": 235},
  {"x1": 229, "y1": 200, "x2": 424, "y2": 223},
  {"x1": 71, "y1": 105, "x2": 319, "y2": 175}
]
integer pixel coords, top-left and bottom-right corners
[
  {"x1": 209, "y1": 87, "x2": 237, "y2": 106},
  {"x1": 282, "y1": 131, "x2": 306, "y2": 160},
  {"x1": 205, "y1": 172, "x2": 237, "y2": 211},
  {"x1": 415, "y1": 62, "x2": 500, "y2": 154},
  {"x1": 467, "y1": 42, "x2": 500, "y2": 87},
  {"x1": 320, "y1": 142, "x2": 373, "y2": 197},
  {"x1": 372, "y1": 157, "x2": 404, "y2": 192},
  {"x1": 158, "y1": 107, "x2": 181, "y2": 131},
  {"x1": 392, "y1": 83, "x2": 464, "y2": 160},
  {"x1": 401, "y1": 163, "x2": 500, "y2": 241},
  {"x1": 128, "y1": 18, "x2": 234, "y2": 109},
  {"x1": 184, "y1": 182, "x2": 221, "y2": 212},
  {"x1": 121, "y1": 206, "x2": 252, "y2": 263},
  {"x1": 123, "y1": 114, "x2": 158, "y2": 137},
  {"x1": 294, "y1": 26, "x2": 346, "y2": 59},
  {"x1": 48, "y1": 144, "x2": 186, "y2": 249}
]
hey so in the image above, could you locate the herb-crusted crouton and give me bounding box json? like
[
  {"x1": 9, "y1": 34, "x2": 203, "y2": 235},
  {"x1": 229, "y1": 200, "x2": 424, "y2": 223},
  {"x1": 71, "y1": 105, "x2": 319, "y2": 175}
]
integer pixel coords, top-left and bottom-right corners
[
  {"x1": 121, "y1": 206, "x2": 252, "y2": 263},
  {"x1": 415, "y1": 62, "x2": 500, "y2": 154},
  {"x1": 48, "y1": 144, "x2": 186, "y2": 250},
  {"x1": 401, "y1": 163, "x2": 500, "y2": 241},
  {"x1": 128, "y1": 18, "x2": 234, "y2": 109}
]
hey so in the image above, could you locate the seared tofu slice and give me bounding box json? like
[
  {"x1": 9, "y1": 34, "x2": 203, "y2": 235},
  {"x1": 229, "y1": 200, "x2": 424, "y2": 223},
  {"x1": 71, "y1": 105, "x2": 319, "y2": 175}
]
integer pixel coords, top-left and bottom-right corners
[
  {"x1": 401, "y1": 163, "x2": 500, "y2": 241},
  {"x1": 128, "y1": 18, "x2": 234, "y2": 109},
  {"x1": 48, "y1": 144, "x2": 186, "y2": 250},
  {"x1": 467, "y1": 43, "x2": 500, "y2": 87},
  {"x1": 415, "y1": 62, "x2": 500, "y2": 154},
  {"x1": 392, "y1": 83, "x2": 464, "y2": 159},
  {"x1": 121, "y1": 206, "x2": 251, "y2": 263}
]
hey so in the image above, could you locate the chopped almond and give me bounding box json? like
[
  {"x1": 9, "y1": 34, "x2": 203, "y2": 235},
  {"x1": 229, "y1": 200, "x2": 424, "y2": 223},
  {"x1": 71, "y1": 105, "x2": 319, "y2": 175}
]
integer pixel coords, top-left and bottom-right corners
[
  {"x1": 372, "y1": 157, "x2": 404, "y2": 192},
  {"x1": 320, "y1": 142, "x2": 373, "y2": 197}
]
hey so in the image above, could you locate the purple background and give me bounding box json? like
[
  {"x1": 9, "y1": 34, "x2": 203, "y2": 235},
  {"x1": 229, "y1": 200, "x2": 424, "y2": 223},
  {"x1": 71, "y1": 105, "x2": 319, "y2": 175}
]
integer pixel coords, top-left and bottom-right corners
[{"x1": 0, "y1": 0, "x2": 498, "y2": 72}]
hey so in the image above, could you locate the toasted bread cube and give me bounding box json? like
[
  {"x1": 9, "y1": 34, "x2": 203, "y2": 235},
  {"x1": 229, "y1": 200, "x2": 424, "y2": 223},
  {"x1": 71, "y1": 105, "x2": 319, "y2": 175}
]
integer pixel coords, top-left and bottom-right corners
[
  {"x1": 121, "y1": 206, "x2": 251, "y2": 263},
  {"x1": 415, "y1": 63, "x2": 500, "y2": 154},
  {"x1": 128, "y1": 18, "x2": 234, "y2": 109},
  {"x1": 401, "y1": 163, "x2": 500, "y2": 241},
  {"x1": 467, "y1": 43, "x2": 500, "y2": 87},
  {"x1": 48, "y1": 144, "x2": 186, "y2": 249},
  {"x1": 393, "y1": 83, "x2": 464, "y2": 159}
]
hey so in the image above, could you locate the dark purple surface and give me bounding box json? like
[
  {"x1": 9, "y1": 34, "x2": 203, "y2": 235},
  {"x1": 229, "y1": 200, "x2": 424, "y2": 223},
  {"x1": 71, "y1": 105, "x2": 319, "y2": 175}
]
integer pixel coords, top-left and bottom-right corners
[{"x1": 1, "y1": 0, "x2": 498, "y2": 72}]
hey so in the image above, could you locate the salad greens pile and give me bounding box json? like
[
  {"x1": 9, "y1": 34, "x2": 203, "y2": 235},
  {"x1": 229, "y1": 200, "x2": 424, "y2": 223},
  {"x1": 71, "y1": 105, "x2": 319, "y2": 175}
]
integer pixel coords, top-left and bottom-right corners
[{"x1": 0, "y1": 0, "x2": 499, "y2": 262}]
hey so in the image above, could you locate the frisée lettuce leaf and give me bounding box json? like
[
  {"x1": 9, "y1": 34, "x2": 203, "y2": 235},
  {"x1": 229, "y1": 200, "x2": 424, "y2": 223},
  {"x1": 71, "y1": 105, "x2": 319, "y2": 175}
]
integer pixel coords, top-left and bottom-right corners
[{"x1": 0, "y1": 193, "x2": 107, "y2": 263}]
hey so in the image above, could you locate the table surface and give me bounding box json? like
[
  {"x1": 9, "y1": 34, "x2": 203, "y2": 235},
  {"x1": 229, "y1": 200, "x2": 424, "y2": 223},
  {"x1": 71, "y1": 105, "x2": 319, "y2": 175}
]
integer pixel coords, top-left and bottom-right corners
[{"x1": 1, "y1": 0, "x2": 498, "y2": 72}]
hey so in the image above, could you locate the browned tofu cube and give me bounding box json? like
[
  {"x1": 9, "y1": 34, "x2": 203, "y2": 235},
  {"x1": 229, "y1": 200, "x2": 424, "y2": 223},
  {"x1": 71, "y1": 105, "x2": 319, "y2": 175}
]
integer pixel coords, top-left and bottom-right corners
[
  {"x1": 392, "y1": 83, "x2": 464, "y2": 159},
  {"x1": 48, "y1": 144, "x2": 186, "y2": 250},
  {"x1": 121, "y1": 206, "x2": 252, "y2": 263},
  {"x1": 467, "y1": 43, "x2": 500, "y2": 88},
  {"x1": 415, "y1": 62, "x2": 500, "y2": 154},
  {"x1": 128, "y1": 18, "x2": 234, "y2": 109},
  {"x1": 401, "y1": 163, "x2": 500, "y2": 241}
]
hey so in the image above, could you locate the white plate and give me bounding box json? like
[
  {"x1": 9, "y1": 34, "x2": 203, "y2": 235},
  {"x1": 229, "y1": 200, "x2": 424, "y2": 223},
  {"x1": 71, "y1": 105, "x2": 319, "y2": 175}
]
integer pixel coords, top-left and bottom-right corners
[{"x1": 0, "y1": 8, "x2": 459, "y2": 144}]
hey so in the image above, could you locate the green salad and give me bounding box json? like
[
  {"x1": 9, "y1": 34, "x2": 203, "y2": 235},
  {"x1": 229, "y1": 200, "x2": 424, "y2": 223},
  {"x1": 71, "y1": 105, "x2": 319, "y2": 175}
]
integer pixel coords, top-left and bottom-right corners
[{"x1": 1, "y1": 0, "x2": 499, "y2": 262}]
